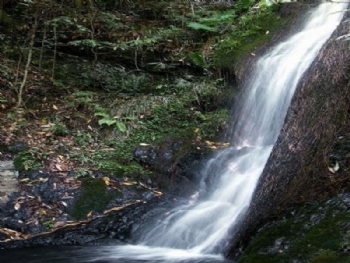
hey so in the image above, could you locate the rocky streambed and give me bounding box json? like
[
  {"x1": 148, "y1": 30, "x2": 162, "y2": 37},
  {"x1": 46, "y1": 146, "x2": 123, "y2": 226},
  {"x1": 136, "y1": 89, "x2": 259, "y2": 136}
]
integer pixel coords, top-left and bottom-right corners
[{"x1": 0, "y1": 141, "x2": 212, "y2": 248}]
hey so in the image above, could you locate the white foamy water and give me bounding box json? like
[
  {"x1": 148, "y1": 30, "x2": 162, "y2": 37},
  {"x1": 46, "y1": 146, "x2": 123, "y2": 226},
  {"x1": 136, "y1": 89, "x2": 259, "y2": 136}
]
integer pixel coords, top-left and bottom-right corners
[{"x1": 90, "y1": 3, "x2": 347, "y2": 262}]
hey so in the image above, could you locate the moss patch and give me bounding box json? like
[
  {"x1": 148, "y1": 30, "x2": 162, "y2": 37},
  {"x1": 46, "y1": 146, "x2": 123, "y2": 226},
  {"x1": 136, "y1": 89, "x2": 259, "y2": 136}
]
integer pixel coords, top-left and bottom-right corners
[
  {"x1": 237, "y1": 194, "x2": 350, "y2": 263},
  {"x1": 213, "y1": 8, "x2": 286, "y2": 68},
  {"x1": 70, "y1": 178, "x2": 121, "y2": 220}
]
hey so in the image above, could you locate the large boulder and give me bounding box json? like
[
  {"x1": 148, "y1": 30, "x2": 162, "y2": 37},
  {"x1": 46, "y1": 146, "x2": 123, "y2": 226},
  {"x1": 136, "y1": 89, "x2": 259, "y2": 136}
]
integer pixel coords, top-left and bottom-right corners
[
  {"x1": 236, "y1": 193, "x2": 350, "y2": 263},
  {"x1": 226, "y1": 8, "x2": 350, "y2": 259},
  {"x1": 133, "y1": 141, "x2": 214, "y2": 197}
]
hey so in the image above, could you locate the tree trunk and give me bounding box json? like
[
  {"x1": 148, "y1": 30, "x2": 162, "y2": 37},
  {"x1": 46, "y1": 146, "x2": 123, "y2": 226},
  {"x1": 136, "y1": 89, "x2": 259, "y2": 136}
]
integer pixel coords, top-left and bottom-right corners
[{"x1": 226, "y1": 11, "x2": 350, "y2": 259}]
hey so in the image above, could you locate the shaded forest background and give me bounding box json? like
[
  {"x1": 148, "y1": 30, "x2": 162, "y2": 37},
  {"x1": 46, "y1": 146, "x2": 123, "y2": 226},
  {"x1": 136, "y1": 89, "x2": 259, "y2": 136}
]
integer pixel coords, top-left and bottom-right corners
[{"x1": 0, "y1": 0, "x2": 283, "y2": 177}]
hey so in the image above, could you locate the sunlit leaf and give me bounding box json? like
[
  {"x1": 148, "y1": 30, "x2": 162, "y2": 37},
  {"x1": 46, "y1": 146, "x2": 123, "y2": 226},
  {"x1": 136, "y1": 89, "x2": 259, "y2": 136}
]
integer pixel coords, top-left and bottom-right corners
[
  {"x1": 102, "y1": 176, "x2": 110, "y2": 186},
  {"x1": 187, "y1": 22, "x2": 217, "y2": 32},
  {"x1": 116, "y1": 121, "x2": 126, "y2": 133},
  {"x1": 98, "y1": 119, "x2": 117, "y2": 126}
]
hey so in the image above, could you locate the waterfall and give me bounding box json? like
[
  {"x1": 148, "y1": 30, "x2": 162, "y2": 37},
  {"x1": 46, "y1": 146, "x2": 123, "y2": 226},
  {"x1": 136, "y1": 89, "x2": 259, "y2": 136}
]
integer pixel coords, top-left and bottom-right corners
[{"x1": 89, "y1": 3, "x2": 347, "y2": 262}]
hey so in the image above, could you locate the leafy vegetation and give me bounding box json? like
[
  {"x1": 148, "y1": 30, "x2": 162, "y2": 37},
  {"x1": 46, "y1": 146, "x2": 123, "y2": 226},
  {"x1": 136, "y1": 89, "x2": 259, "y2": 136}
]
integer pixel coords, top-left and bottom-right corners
[{"x1": 0, "y1": 0, "x2": 284, "y2": 179}]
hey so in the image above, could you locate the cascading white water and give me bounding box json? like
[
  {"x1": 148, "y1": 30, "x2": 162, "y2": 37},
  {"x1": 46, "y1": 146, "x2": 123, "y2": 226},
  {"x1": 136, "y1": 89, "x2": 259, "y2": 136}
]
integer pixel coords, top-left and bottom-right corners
[{"x1": 90, "y1": 3, "x2": 347, "y2": 262}]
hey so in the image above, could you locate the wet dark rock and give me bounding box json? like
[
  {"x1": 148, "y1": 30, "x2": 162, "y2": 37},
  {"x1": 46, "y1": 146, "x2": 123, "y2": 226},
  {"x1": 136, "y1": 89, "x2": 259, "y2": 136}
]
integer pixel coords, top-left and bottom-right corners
[
  {"x1": 0, "y1": 143, "x2": 9, "y2": 156},
  {"x1": 329, "y1": 137, "x2": 350, "y2": 173},
  {"x1": 18, "y1": 170, "x2": 50, "y2": 180},
  {"x1": 145, "y1": 178, "x2": 153, "y2": 187},
  {"x1": 175, "y1": 149, "x2": 210, "y2": 183},
  {"x1": 309, "y1": 213, "x2": 325, "y2": 225},
  {"x1": 0, "y1": 195, "x2": 181, "y2": 249},
  {"x1": 133, "y1": 142, "x2": 181, "y2": 174},
  {"x1": 133, "y1": 141, "x2": 213, "y2": 197},
  {"x1": 7, "y1": 141, "x2": 28, "y2": 154},
  {"x1": 236, "y1": 193, "x2": 350, "y2": 263},
  {"x1": 141, "y1": 190, "x2": 155, "y2": 201},
  {"x1": 1, "y1": 164, "x2": 175, "y2": 238},
  {"x1": 0, "y1": 231, "x2": 9, "y2": 241},
  {"x1": 260, "y1": 237, "x2": 289, "y2": 255},
  {"x1": 0, "y1": 170, "x2": 81, "y2": 232}
]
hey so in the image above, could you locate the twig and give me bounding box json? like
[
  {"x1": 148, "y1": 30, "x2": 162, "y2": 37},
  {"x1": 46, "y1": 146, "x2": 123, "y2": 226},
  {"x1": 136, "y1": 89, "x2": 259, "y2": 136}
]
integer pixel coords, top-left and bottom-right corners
[{"x1": 17, "y1": 6, "x2": 39, "y2": 108}]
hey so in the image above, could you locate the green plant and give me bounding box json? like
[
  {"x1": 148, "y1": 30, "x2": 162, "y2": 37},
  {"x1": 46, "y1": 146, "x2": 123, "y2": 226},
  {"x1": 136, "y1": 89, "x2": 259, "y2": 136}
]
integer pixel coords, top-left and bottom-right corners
[
  {"x1": 70, "y1": 91, "x2": 96, "y2": 105},
  {"x1": 74, "y1": 167, "x2": 91, "y2": 178},
  {"x1": 74, "y1": 131, "x2": 93, "y2": 146},
  {"x1": 94, "y1": 107, "x2": 127, "y2": 133},
  {"x1": 43, "y1": 220, "x2": 55, "y2": 229},
  {"x1": 50, "y1": 121, "x2": 69, "y2": 136},
  {"x1": 13, "y1": 149, "x2": 47, "y2": 171},
  {"x1": 198, "y1": 109, "x2": 229, "y2": 140}
]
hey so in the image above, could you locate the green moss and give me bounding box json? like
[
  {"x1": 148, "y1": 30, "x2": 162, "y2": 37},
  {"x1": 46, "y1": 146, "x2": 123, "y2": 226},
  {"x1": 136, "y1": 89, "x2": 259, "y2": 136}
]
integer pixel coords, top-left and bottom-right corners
[
  {"x1": 70, "y1": 178, "x2": 121, "y2": 219},
  {"x1": 309, "y1": 250, "x2": 340, "y2": 263},
  {"x1": 0, "y1": 10, "x2": 15, "y2": 26},
  {"x1": 96, "y1": 158, "x2": 153, "y2": 179},
  {"x1": 213, "y1": 9, "x2": 286, "y2": 68},
  {"x1": 237, "y1": 198, "x2": 350, "y2": 263}
]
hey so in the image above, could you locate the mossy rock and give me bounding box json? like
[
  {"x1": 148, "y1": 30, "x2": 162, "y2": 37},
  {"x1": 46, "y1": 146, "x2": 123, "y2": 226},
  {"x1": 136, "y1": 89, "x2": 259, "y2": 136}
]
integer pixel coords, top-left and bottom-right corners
[
  {"x1": 70, "y1": 177, "x2": 121, "y2": 220},
  {"x1": 237, "y1": 194, "x2": 350, "y2": 263},
  {"x1": 213, "y1": 9, "x2": 287, "y2": 68}
]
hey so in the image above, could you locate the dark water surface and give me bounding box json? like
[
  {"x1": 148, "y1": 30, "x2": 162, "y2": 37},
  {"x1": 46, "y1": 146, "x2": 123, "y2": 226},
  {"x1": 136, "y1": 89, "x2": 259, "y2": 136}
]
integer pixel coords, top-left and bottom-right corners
[{"x1": 0, "y1": 246, "x2": 233, "y2": 263}]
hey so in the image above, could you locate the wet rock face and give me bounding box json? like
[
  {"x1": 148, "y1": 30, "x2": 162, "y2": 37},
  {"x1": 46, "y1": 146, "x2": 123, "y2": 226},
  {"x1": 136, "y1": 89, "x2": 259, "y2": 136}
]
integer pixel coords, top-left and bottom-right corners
[
  {"x1": 7, "y1": 141, "x2": 29, "y2": 154},
  {"x1": 133, "y1": 142, "x2": 213, "y2": 197},
  {"x1": 226, "y1": 11, "x2": 350, "y2": 259},
  {"x1": 0, "y1": 170, "x2": 80, "y2": 236},
  {"x1": 0, "y1": 139, "x2": 204, "y2": 246},
  {"x1": 0, "y1": 161, "x2": 18, "y2": 204},
  {"x1": 0, "y1": 168, "x2": 165, "y2": 239},
  {"x1": 236, "y1": 193, "x2": 350, "y2": 263},
  {"x1": 133, "y1": 143, "x2": 178, "y2": 174},
  {"x1": 0, "y1": 195, "x2": 182, "y2": 249},
  {"x1": 329, "y1": 137, "x2": 350, "y2": 173}
]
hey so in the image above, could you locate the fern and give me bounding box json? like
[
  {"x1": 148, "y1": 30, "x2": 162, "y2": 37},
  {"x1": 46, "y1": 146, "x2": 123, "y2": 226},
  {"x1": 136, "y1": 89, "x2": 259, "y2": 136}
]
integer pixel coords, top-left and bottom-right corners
[
  {"x1": 98, "y1": 119, "x2": 117, "y2": 126},
  {"x1": 187, "y1": 22, "x2": 218, "y2": 32},
  {"x1": 189, "y1": 52, "x2": 206, "y2": 67}
]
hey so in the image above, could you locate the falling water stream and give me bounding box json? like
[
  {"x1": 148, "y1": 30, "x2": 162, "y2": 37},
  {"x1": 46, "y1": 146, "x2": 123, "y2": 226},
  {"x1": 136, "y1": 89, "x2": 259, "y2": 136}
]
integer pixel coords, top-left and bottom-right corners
[{"x1": 0, "y1": 3, "x2": 348, "y2": 263}]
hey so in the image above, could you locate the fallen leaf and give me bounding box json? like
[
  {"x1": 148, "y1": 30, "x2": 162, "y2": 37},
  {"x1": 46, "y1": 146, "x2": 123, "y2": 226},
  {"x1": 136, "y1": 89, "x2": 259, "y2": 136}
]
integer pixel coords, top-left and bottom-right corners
[
  {"x1": 39, "y1": 177, "x2": 48, "y2": 182},
  {"x1": 14, "y1": 203, "x2": 21, "y2": 210},
  {"x1": 102, "y1": 177, "x2": 110, "y2": 185},
  {"x1": 333, "y1": 162, "x2": 340, "y2": 172},
  {"x1": 120, "y1": 181, "x2": 137, "y2": 186},
  {"x1": 328, "y1": 162, "x2": 340, "y2": 173},
  {"x1": 54, "y1": 221, "x2": 65, "y2": 228},
  {"x1": 19, "y1": 178, "x2": 30, "y2": 182},
  {"x1": 55, "y1": 164, "x2": 63, "y2": 171}
]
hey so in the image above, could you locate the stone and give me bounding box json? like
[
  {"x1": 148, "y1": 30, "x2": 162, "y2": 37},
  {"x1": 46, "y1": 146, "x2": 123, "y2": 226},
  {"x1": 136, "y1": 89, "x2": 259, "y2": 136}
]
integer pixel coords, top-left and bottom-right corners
[{"x1": 0, "y1": 160, "x2": 18, "y2": 204}]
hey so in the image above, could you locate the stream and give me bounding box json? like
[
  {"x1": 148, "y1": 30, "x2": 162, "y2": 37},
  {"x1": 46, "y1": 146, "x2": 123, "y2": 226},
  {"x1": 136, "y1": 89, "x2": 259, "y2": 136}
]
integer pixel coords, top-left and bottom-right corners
[{"x1": 0, "y1": 2, "x2": 348, "y2": 262}]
